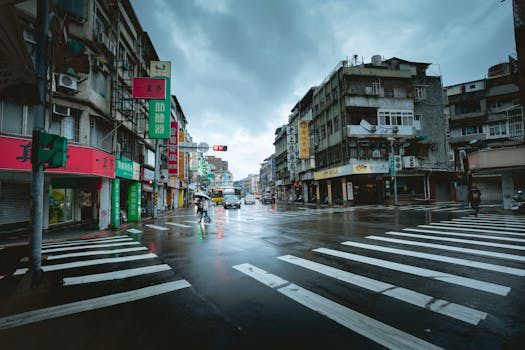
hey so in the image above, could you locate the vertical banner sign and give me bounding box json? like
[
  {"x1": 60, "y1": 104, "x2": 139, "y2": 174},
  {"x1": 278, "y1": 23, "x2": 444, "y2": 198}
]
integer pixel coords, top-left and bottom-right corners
[
  {"x1": 149, "y1": 61, "x2": 171, "y2": 139},
  {"x1": 128, "y1": 182, "x2": 141, "y2": 222},
  {"x1": 112, "y1": 179, "x2": 120, "y2": 228},
  {"x1": 178, "y1": 130, "x2": 185, "y2": 180},
  {"x1": 346, "y1": 182, "x2": 354, "y2": 201},
  {"x1": 299, "y1": 120, "x2": 310, "y2": 159},
  {"x1": 168, "y1": 121, "x2": 178, "y2": 175}
]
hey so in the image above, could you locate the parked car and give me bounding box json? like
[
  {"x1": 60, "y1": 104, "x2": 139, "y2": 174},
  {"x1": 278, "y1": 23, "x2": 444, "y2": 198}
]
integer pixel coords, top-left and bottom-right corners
[
  {"x1": 244, "y1": 194, "x2": 255, "y2": 205},
  {"x1": 223, "y1": 195, "x2": 241, "y2": 209},
  {"x1": 261, "y1": 194, "x2": 275, "y2": 204}
]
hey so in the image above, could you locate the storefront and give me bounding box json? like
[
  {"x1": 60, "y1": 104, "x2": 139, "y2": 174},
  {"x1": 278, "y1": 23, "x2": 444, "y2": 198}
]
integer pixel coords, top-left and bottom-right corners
[
  {"x1": 0, "y1": 135, "x2": 115, "y2": 232},
  {"x1": 142, "y1": 167, "x2": 155, "y2": 217},
  {"x1": 115, "y1": 156, "x2": 141, "y2": 224}
]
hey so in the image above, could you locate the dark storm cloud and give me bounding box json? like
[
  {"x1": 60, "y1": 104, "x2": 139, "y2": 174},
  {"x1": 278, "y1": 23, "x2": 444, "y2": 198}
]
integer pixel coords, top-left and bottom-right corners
[{"x1": 130, "y1": 0, "x2": 515, "y2": 179}]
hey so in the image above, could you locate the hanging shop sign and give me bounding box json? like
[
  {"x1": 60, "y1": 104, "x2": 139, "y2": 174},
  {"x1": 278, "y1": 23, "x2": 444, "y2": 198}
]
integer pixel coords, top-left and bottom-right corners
[
  {"x1": 128, "y1": 182, "x2": 141, "y2": 222},
  {"x1": 148, "y1": 61, "x2": 171, "y2": 139},
  {"x1": 132, "y1": 77, "x2": 166, "y2": 99},
  {"x1": 0, "y1": 135, "x2": 115, "y2": 178},
  {"x1": 168, "y1": 121, "x2": 178, "y2": 175},
  {"x1": 298, "y1": 120, "x2": 310, "y2": 159},
  {"x1": 111, "y1": 179, "x2": 120, "y2": 228},
  {"x1": 178, "y1": 130, "x2": 185, "y2": 180}
]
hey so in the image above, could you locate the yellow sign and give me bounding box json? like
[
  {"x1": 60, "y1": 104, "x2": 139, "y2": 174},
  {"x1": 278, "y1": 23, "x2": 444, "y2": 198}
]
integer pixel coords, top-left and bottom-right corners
[{"x1": 298, "y1": 120, "x2": 310, "y2": 159}]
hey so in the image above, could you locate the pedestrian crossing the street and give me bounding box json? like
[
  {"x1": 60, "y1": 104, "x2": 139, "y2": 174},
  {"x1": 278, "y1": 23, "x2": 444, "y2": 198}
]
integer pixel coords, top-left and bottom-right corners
[
  {"x1": 0, "y1": 232, "x2": 190, "y2": 331},
  {"x1": 233, "y1": 213, "x2": 525, "y2": 349}
]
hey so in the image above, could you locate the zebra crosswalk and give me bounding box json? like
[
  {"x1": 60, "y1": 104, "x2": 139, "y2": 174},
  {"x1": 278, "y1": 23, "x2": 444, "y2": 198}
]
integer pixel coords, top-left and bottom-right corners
[
  {"x1": 233, "y1": 213, "x2": 525, "y2": 349},
  {"x1": 0, "y1": 231, "x2": 190, "y2": 331}
]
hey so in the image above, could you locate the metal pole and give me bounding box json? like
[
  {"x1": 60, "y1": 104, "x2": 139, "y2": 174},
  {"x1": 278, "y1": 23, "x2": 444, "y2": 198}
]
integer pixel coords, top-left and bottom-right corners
[
  {"x1": 30, "y1": 0, "x2": 49, "y2": 281},
  {"x1": 153, "y1": 139, "x2": 160, "y2": 218}
]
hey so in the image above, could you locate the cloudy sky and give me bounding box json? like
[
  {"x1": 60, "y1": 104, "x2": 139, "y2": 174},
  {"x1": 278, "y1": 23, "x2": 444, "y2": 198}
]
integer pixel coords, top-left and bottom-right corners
[{"x1": 130, "y1": 0, "x2": 516, "y2": 181}]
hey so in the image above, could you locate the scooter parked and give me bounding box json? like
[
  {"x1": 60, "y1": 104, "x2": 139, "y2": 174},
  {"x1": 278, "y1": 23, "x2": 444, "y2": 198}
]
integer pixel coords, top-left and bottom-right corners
[{"x1": 511, "y1": 190, "x2": 524, "y2": 214}]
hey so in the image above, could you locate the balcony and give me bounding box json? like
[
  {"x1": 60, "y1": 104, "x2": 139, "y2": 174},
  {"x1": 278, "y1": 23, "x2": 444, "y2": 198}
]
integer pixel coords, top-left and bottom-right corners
[{"x1": 345, "y1": 95, "x2": 413, "y2": 110}]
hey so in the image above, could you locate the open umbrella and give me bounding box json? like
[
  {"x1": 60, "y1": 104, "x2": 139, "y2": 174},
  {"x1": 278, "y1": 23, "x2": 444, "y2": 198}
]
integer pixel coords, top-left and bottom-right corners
[{"x1": 194, "y1": 192, "x2": 211, "y2": 200}]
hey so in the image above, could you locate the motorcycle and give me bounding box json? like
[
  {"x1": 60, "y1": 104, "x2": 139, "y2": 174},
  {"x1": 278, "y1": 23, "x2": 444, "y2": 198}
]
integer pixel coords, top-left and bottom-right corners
[{"x1": 510, "y1": 190, "x2": 525, "y2": 214}]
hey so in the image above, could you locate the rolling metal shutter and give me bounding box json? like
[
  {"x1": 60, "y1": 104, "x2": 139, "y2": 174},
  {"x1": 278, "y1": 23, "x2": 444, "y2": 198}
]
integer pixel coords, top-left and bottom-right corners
[{"x1": 0, "y1": 182, "x2": 30, "y2": 225}]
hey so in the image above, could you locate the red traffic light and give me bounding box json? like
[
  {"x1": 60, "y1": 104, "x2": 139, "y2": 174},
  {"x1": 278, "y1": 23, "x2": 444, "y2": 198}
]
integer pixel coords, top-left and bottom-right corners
[{"x1": 212, "y1": 145, "x2": 228, "y2": 151}]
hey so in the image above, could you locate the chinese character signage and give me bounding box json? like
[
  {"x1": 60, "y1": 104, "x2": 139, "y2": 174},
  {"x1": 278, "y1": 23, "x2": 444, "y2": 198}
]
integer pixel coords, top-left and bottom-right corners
[
  {"x1": 178, "y1": 130, "x2": 185, "y2": 180},
  {"x1": 128, "y1": 182, "x2": 141, "y2": 222},
  {"x1": 168, "y1": 121, "x2": 178, "y2": 175},
  {"x1": 116, "y1": 156, "x2": 134, "y2": 179},
  {"x1": 111, "y1": 179, "x2": 120, "y2": 228},
  {"x1": 132, "y1": 77, "x2": 166, "y2": 99},
  {"x1": 148, "y1": 61, "x2": 171, "y2": 139},
  {"x1": 299, "y1": 120, "x2": 310, "y2": 159}
]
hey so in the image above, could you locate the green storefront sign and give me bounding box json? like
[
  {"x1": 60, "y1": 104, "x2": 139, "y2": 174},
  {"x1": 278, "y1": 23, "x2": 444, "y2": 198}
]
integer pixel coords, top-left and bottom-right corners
[
  {"x1": 128, "y1": 182, "x2": 141, "y2": 222},
  {"x1": 148, "y1": 61, "x2": 171, "y2": 139},
  {"x1": 116, "y1": 157, "x2": 134, "y2": 179},
  {"x1": 112, "y1": 179, "x2": 120, "y2": 228}
]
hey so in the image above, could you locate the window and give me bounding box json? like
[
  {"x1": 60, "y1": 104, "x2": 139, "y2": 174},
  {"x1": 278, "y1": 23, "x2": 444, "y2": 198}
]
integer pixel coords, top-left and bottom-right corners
[
  {"x1": 414, "y1": 114, "x2": 422, "y2": 130},
  {"x1": 1, "y1": 102, "x2": 23, "y2": 135},
  {"x1": 334, "y1": 115, "x2": 340, "y2": 132},
  {"x1": 415, "y1": 87, "x2": 426, "y2": 101},
  {"x1": 320, "y1": 125, "x2": 326, "y2": 140},
  {"x1": 488, "y1": 123, "x2": 507, "y2": 138},
  {"x1": 327, "y1": 120, "x2": 333, "y2": 135},
  {"x1": 91, "y1": 70, "x2": 107, "y2": 97},
  {"x1": 378, "y1": 110, "x2": 414, "y2": 126},
  {"x1": 461, "y1": 126, "x2": 483, "y2": 136}
]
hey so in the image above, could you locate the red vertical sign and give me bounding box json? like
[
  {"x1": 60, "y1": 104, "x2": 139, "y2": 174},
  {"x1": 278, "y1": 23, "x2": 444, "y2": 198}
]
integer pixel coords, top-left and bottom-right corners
[{"x1": 168, "y1": 121, "x2": 178, "y2": 175}]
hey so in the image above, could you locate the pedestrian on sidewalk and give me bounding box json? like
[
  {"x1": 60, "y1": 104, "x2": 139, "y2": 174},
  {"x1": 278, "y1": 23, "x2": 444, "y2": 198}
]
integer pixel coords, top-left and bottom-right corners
[{"x1": 468, "y1": 182, "x2": 481, "y2": 217}]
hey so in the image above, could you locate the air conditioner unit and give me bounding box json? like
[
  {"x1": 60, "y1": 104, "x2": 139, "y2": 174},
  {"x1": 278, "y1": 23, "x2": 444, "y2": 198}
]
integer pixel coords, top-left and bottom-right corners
[
  {"x1": 371, "y1": 149, "x2": 381, "y2": 158},
  {"x1": 52, "y1": 104, "x2": 71, "y2": 117},
  {"x1": 402, "y1": 155, "x2": 419, "y2": 169},
  {"x1": 57, "y1": 73, "x2": 78, "y2": 91}
]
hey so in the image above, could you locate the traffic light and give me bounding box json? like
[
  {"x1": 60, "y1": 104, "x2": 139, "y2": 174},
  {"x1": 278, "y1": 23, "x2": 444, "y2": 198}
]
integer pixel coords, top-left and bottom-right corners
[
  {"x1": 32, "y1": 131, "x2": 68, "y2": 168},
  {"x1": 212, "y1": 145, "x2": 228, "y2": 151},
  {"x1": 394, "y1": 155, "x2": 402, "y2": 171}
]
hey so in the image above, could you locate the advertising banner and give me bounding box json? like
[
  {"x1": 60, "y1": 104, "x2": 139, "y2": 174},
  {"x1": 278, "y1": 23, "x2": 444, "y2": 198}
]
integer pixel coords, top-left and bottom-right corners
[
  {"x1": 298, "y1": 120, "x2": 310, "y2": 159},
  {"x1": 116, "y1": 156, "x2": 134, "y2": 179},
  {"x1": 178, "y1": 130, "x2": 185, "y2": 180},
  {"x1": 168, "y1": 121, "x2": 178, "y2": 175},
  {"x1": 0, "y1": 135, "x2": 115, "y2": 178},
  {"x1": 148, "y1": 61, "x2": 171, "y2": 139}
]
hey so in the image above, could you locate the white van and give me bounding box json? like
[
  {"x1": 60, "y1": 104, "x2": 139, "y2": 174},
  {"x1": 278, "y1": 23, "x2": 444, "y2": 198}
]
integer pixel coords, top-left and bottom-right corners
[{"x1": 244, "y1": 194, "x2": 255, "y2": 205}]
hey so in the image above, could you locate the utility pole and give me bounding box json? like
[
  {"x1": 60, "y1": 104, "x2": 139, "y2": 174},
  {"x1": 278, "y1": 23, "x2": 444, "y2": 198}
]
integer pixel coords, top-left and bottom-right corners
[
  {"x1": 389, "y1": 138, "x2": 399, "y2": 206},
  {"x1": 29, "y1": 0, "x2": 49, "y2": 282},
  {"x1": 153, "y1": 139, "x2": 160, "y2": 218}
]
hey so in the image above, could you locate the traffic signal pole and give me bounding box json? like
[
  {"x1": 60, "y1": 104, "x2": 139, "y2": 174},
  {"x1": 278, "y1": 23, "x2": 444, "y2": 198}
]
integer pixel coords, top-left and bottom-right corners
[
  {"x1": 29, "y1": 0, "x2": 49, "y2": 282},
  {"x1": 389, "y1": 138, "x2": 398, "y2": 206}
]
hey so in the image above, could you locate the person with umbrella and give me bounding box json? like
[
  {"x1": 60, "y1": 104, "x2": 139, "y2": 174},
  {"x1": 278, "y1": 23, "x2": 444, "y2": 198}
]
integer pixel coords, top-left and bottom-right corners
[{"x1": 195, "y1": 193, "x2": 211, "y2": 224}]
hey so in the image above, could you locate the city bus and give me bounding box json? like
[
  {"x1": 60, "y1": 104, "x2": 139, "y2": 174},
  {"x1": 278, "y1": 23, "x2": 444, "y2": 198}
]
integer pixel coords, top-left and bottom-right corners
[{"x1": 210, "y1": 186, "x2": 242, "y2": 205}]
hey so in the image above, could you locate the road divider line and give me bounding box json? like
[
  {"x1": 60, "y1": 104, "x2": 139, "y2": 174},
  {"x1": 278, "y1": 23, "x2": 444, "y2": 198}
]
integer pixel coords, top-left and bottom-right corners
[
  {"x1": 315, "y1": 247, "x2": 510, "y2": 296},
  {"x1": 62, "y1": 264, "x2": 172, "y2": 286},
  {"x1": 42, "y1": 241, "x2": 140, "y2": 253},
  {"x1": 403, "y1": 228, "x2": 525, "y2": 243},
  {"x1": 145, "y1": 224, "x2": 169, "y2": 231},
  {"x1": 46, "y1": 247, "x2": 148, "y2": 260},
  {"x1": 0, "y1": 280, "x2": 190, "y2": 330},
  {"x1": 278, "y1": 255, "x2": 487, "y2": 325},
  {"x1": 385, "y1": 231, "x2": 525, "y2": 251},
  {"x1": 165, "y1": 222, "x2": 192, "y2": 228},
  {"x1": 366, "y1": 236, "x2": 525, "y2": 263},
  {"x1": 126, "y1": 229, "x2": 142, "y2": 234},
  {"x1": 450, "y1": 218, "x2": 525, "y2": 228},
  {"x1": 343, "y1": 241, "x2": 525, "y2": 276},
  {"x1": 233, "y1": 263, "x2": 443, "y2": 350}
]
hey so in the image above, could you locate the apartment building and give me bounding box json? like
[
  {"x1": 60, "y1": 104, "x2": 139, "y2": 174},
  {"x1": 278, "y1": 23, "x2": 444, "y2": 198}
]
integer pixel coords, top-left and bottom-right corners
[{"x1": 0, "y1": 0, "x2": 190, "y2": 234}]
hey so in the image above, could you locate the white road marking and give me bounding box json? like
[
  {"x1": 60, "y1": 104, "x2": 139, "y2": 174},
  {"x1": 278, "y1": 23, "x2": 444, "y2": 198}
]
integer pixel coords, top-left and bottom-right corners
[
  {"x1": 42, "y1": 241, "x2": 140, "y2": 253},
  {"x1": 126, "y1": 228, "x2": 143, "y2": 234},
  {"x1": 451, "y1": 218, "x2": 525, "y2": 228},
  {"x1": 419, "y1": 224, "x2": 525, "y2": 237},
  {"x1": 385, "y1": 231, "x2": 525, "y2": 251},
  {"x1": 314, "y1": 248, "x2": 510, "y2": 296},
  {"x1": 278, "y1": 255, "x2": 487, "y2": 325},
  {"x1": 366, "y1": 236, "x2": 525, "y2": 262},
  {"x1": 43, "y1": 236, "x2": 131, "y2": 247},
  {"x1": 403, "y1": 227, "x2": 525, "y2": 243},
  {"x1": 343, "y1": 241, "x2": 525, "y2": 276},
  {"x1": 145, "y1": 224, "x2": 169, "y2": 231},
  {"x1": 165, "y1": 222, "x2": 192, "y2": 228},
  {"x1": 234, "y1": 263, "x2": 443, "y2": 350},
  {"x1": 46, "y1": 247, "x2": 148, "y2": 260},
  {"x1": 62, "y1": 264, "x2": 172, "y2": 286},
  {"x1": 0, "y1": 280, "x2": 190, "y2": 330},
  {"x1": 37, "y1": 253, "x2": 157, "y2": 273},
  {"x1": 431, "y1": 222, "x2": 525, "y2": 232},
  {"x1": 474, "y1": 214, "x2": 525, "y2": 222}
]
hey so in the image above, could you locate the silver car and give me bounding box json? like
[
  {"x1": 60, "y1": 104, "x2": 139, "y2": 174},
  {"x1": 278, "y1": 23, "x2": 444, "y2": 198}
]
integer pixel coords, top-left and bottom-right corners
[{"x1": 223, "y1": 195, "x2": 241, "y2": 209}]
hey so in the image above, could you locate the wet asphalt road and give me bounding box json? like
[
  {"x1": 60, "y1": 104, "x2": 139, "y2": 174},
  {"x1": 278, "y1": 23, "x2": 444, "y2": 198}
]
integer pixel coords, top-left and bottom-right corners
[{"x1": 1, "y1": 202, "x2": 525, "y2": 349}]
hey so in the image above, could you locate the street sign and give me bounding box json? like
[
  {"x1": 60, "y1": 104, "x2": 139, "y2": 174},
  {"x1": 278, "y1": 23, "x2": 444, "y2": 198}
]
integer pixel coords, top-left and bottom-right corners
[
  {"x1": 390, "y1": 155, "x2": 396, "y2": 176},
  {"x1": 132, "y1": 77, "x2": 166, "y2": 99}
]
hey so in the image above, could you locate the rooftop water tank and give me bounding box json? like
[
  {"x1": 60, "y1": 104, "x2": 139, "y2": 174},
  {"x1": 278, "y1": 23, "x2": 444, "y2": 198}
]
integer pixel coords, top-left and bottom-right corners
[{"x1": 371, "y1": 55, "x2": 382, "y2": 66}]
